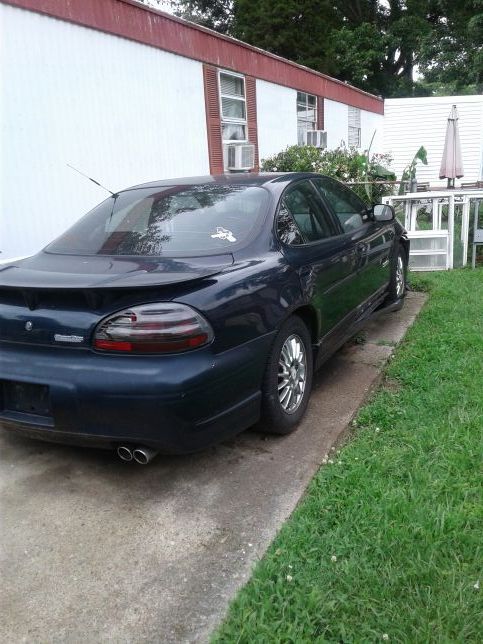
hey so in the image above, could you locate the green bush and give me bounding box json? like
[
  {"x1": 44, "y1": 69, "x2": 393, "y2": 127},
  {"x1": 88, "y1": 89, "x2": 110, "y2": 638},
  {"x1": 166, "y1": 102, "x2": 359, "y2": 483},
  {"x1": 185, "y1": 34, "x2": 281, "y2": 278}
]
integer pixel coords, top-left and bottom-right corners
[{"x1": 261, "y1": 145, "x2": 396, "y2": 204}]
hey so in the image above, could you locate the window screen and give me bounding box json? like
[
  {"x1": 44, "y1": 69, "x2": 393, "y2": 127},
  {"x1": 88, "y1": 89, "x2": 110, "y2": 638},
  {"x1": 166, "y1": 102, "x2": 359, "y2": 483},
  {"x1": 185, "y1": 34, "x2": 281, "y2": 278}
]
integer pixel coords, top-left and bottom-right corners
[
  {"x1": 219, "y1": 72, "x2": 247, "y2": 142},
  {"x1": 348, "y1": 106, "x2": 361, "y2": 148},
  {"x1": 297, "y1": 92, "x2": 317, "y2": 145}
]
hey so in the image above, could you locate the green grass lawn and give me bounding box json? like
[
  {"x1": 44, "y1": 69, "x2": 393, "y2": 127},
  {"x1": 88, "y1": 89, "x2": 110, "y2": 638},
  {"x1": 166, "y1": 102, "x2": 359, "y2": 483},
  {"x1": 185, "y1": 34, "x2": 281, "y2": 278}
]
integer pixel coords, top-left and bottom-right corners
[{"x1": 214, "y1": 269, "x2": 483, "y2": 643}]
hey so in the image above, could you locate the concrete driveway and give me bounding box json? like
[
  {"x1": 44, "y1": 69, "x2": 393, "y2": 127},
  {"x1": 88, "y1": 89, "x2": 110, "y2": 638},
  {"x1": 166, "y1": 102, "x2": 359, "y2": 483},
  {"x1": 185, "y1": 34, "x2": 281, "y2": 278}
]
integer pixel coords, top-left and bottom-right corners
[{"x1": 0, "y1": 293, "x2": 425, "y2": 643}]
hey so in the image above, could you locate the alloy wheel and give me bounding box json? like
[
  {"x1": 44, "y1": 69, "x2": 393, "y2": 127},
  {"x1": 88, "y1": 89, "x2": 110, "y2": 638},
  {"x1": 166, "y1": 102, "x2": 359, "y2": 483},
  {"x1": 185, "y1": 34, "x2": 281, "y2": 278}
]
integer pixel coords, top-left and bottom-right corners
[
  {"x1": 278, "y1": 334, "x2": 307, "y2": 414},
  {"x1": 396, "y1": 254, "x2": 405, "y2": 298}
]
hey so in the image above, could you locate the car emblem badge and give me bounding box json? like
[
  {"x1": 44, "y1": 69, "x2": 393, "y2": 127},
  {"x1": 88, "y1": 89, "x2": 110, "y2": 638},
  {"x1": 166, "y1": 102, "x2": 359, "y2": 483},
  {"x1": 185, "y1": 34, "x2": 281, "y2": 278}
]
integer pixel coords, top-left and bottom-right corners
[
  {"x1": 54, "y1": 333, "x2": 84, "y2": 344},
  {"x1": 25, "y1": 321, "x2": 33, "y2": 331}
]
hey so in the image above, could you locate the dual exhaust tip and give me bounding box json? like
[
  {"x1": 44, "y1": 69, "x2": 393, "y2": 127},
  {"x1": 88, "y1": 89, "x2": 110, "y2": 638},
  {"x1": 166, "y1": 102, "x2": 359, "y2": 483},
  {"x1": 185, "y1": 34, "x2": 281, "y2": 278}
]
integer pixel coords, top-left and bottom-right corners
[{"x1": 117, "y1": 445, "x2": 158, "y2": 465}]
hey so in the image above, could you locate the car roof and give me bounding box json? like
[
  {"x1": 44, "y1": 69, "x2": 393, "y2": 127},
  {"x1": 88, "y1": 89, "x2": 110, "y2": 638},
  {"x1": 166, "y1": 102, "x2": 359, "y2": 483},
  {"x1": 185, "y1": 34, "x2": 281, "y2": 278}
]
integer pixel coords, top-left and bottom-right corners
[{"x1": 120, "y1": 172, "x2": 327, "y2": 193}]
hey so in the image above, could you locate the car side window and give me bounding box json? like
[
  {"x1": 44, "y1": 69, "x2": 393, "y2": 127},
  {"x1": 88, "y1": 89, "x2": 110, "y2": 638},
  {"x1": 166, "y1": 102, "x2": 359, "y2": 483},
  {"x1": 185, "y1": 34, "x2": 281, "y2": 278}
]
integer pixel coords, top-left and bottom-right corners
[
  {"x1": 313, "y1": 177, "x2": 366, "y2": 233},
  {"x1": 282, "y1": 181, "x2": 334, "y2": 242}
]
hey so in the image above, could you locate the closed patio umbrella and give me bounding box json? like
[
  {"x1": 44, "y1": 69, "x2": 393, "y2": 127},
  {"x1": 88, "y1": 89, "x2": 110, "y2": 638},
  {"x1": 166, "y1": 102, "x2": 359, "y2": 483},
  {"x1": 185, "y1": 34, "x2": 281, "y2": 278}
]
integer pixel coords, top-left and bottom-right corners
[{"x1": 439, "y1": 105, "x2": 464, "y2": 188}]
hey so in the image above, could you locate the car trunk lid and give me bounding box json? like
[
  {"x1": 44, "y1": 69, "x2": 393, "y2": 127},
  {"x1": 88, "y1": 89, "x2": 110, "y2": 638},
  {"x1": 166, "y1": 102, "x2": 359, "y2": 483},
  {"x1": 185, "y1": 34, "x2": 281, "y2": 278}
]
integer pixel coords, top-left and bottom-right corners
[{"x1": 0, "y1": 253, "x2": 232, "y2": 348}]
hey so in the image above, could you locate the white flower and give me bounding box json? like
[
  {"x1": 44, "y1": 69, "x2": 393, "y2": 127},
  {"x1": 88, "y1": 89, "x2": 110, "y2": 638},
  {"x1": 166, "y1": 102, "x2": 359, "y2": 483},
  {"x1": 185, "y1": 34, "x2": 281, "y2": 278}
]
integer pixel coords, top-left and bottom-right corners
[
  {"x1": 474, "y1": 580, "x2": 480, "y2": 590},
  {"x1": 286, "y1": 574, "x2": 293, "y2": 582},
  {"x1": 375, "y1": 427, "x2": 381, "y2": 433},
  {"x1": 331, "y1": 555, "x2": 337, "y2": 562},
  {"x1": 328, "y1": 459, "x2": 334, "y2": 464},
  {"x1": 382, "y1": 634, "x2": 389, "y2": 641}
]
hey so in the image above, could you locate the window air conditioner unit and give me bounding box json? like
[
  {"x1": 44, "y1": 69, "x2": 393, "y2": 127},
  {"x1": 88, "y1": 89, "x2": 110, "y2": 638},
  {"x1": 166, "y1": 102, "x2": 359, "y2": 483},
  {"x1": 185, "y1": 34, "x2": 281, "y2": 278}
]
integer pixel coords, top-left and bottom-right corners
[
  {"x1": 305, "y1": 130, "x2": 327, "y2": 148},
  {"x1": 226, "y1": 144, "x2": 255, "y2": 171}
]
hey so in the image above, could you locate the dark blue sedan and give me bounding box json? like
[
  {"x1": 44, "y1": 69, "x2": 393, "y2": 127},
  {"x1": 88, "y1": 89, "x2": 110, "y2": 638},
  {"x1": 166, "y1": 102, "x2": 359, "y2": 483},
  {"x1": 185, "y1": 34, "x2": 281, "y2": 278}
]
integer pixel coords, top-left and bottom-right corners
[{"x1": 0, "y1": 173, "x2": 408, "y2": 463}]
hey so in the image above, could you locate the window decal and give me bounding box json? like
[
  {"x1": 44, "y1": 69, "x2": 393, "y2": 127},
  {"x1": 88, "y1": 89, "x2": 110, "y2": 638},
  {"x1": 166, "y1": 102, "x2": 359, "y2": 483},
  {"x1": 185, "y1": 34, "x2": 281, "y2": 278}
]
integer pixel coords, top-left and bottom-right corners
[{"x1": 211, "y1": 227, "x2": 237, "y2": 242}]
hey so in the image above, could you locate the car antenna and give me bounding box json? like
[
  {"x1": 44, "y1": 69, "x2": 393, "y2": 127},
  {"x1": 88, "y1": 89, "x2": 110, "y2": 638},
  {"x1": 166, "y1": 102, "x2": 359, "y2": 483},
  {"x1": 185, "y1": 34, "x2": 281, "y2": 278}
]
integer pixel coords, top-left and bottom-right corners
[{"x1": 67, "y1": 163, "x2": 117, "y2": 197}]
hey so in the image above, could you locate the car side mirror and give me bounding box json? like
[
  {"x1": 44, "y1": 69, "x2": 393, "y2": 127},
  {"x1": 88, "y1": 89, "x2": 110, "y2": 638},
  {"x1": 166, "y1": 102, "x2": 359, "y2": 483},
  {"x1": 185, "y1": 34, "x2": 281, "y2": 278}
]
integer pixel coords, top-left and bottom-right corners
[{"x1": 373, "y1": 204, "x2": 395, "y2": 222}]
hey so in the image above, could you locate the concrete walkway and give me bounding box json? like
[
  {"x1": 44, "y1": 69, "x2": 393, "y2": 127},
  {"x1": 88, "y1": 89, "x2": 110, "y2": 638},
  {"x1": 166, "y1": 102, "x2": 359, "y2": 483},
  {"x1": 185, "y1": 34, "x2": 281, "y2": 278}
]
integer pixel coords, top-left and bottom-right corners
[{"x1": 0, "y1": 293, "x2": 426, "y2": 643}]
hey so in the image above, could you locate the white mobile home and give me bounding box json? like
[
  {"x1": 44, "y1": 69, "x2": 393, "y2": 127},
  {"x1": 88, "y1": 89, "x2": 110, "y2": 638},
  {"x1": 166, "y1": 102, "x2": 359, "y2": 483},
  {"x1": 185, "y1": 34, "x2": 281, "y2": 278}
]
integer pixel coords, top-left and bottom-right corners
[{"x1": 0, "y1": 0, "x2": 384, "y2": 261}]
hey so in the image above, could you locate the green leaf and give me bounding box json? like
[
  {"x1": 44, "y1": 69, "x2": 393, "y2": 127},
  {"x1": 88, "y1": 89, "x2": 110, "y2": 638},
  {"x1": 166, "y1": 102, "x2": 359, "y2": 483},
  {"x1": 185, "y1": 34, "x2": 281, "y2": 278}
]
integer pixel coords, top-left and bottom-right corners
[{"x1": 414, "y1": 146, "x2": 428, "y2": 166}]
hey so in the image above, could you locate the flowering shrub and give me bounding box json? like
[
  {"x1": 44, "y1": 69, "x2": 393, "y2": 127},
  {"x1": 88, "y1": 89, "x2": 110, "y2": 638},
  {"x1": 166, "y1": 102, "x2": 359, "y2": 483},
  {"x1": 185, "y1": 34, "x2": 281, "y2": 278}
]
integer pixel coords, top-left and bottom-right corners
[{"x1": 261, "y1": 145, "x2": 395, "y2": 203}]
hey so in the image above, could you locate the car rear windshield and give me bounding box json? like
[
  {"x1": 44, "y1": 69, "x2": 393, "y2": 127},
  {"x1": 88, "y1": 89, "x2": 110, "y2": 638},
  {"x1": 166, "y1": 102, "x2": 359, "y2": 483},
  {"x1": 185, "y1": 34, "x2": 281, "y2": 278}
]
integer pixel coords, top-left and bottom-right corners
[{"x1": 46, "y1": 184, "x2": 269, "y2": 256}]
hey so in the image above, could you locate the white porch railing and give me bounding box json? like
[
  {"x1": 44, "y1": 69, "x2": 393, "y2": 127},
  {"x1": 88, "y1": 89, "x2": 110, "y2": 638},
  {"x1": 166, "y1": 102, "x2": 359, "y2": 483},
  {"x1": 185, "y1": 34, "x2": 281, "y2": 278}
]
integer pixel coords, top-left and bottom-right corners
[{"x1": 383, "y1": 190, "x2": 483, "y2": 270}]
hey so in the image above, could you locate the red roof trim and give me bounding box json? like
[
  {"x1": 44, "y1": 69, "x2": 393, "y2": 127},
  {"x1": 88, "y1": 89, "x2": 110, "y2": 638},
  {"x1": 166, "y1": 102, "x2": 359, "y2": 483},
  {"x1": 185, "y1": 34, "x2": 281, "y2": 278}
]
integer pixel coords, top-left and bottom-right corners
[{"x1": 2, "y1": 0, "x2": 384, "y2": 114}]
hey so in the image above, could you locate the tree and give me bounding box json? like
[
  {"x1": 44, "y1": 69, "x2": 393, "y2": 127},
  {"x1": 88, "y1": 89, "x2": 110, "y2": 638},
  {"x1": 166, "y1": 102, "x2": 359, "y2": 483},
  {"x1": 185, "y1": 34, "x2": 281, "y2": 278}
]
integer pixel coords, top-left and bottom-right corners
[
  {"x1": 233, "y1": 1, "x2": 339, "y2": 74},
  {"x1": 327, "y1": 1, "x2": 433, "y2": 97},
  {"x1": 418, "y1": 0, "x2": 483, "y2": 94},
  {"x1": 139, "y1": 0, "x2": 234, "y2": 33},
  {"x1": 169, "y1": 0, "x2": 482, "y2": 96},
  {"x1": 234, "y1": 0, "x2": 434, "y2": 96},
  {"x1": 168, "y1": 0, "x2": 235, "y2": 34}
]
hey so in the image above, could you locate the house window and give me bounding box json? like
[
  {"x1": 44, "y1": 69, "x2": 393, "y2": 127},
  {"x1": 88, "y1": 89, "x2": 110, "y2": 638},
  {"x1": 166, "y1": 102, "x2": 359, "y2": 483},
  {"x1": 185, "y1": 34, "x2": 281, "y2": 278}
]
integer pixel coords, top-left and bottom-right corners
[
  {"x1": 219, "y1": 71, "x2": 247, "y2": 142},
  {"x1": 297, "y1": 92, "x2": 317, "y2": 145},
  {"x1": 348, "y1": 106, "x2": 361, "y2": 147}
]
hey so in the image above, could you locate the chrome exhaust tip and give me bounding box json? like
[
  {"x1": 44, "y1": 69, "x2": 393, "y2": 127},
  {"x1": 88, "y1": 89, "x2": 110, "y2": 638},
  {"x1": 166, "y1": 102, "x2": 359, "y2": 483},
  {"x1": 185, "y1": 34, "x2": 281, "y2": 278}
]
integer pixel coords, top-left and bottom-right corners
[
  {"x1": 117, "y1": 445, "x2": 133, "y2": 462},
  {"x1": 132, "y1": 446, "x2": 158, "y2": 465}
]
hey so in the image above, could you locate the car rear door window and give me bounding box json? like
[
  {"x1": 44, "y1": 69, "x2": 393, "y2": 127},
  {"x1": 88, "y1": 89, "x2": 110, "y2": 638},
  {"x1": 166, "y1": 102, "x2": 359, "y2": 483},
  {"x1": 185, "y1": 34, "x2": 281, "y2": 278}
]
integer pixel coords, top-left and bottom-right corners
[
  {"x1": 282, "y1": 180, "x2": 335, "y2": 243},
  {"x1": 312, "y1": 177, "x2": 367, "y2": 233}
]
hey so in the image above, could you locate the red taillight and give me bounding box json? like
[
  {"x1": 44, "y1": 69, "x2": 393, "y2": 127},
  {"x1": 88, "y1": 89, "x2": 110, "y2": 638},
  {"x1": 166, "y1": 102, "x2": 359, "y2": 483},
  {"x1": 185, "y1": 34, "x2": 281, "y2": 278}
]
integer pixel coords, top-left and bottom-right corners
[{"x1": 93, "y1": 303, "x2": 214, "y2": 354}]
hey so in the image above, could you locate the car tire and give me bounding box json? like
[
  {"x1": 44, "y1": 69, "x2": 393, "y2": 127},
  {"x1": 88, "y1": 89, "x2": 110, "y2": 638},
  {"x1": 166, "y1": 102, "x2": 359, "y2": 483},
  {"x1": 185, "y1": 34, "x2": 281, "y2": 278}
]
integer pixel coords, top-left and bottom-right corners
[
  {"x1": 260, "y1": 315, "x2": 313, "y2": 435},
  {"x1": 388, "y1": 245, "x2": 408, "y2": 305}
]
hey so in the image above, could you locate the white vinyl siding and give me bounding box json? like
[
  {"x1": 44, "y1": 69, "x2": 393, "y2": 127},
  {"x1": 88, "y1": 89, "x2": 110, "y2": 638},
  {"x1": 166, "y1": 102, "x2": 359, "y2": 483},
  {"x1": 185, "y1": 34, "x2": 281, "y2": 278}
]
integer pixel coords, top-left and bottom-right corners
[
  {"x1": 256, "y1": 80, "x2": 298, "y2": 159},
  {"x1": 361, "y1": 109, "x2": 384, "y2": 153},
  {"x1": 323, "y1": 100, "x2": 383, "y2": 153},
  {"x1": 0, "y1": 4, "x2": 209, "y2": 261},
  {"x1": 324, "y1": 99, "x2": 349, "y2": 149},
  {"x1": 384, "y1": 95, "x2": 483, "y2": 185},
  {"x1": 348, "y1": 106, "x2": 361, "y2": 147},
  {"x1": 219, "y1": 71, "x2": 247, "y2": 142}
]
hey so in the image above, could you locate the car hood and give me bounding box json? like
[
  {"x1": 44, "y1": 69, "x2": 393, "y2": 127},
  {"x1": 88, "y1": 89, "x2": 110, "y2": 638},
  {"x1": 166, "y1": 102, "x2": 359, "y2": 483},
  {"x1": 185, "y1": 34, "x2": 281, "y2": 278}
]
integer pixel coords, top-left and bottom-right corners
[{"x1": 0, "y1": 252, "x2": 234, "y2": 289}]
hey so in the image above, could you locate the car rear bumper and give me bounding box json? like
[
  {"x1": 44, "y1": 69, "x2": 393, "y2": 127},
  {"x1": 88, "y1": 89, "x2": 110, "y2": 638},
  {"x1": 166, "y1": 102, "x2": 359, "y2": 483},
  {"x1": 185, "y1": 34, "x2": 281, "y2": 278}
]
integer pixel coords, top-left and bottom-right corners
[{"x1": 0, "y1": 333, "x2": 275, "y2": 453}]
